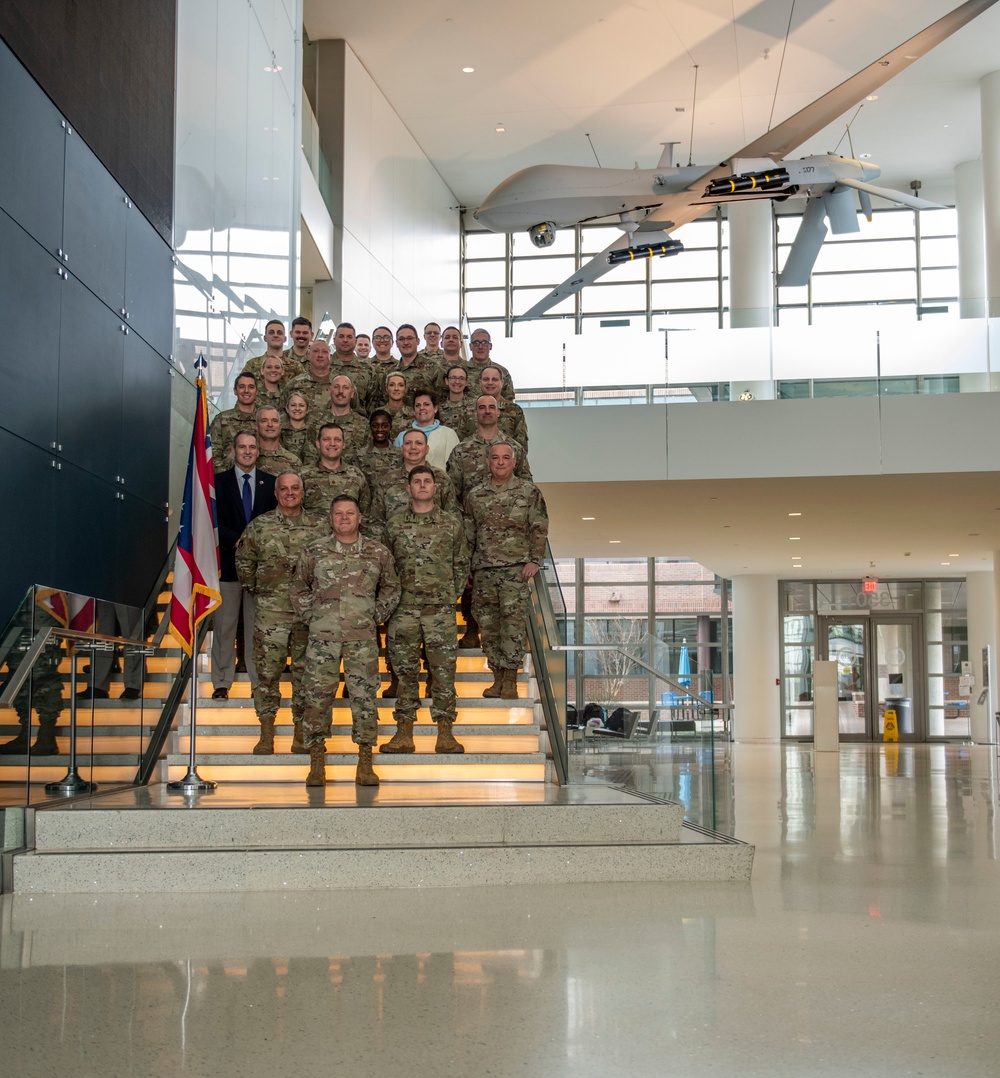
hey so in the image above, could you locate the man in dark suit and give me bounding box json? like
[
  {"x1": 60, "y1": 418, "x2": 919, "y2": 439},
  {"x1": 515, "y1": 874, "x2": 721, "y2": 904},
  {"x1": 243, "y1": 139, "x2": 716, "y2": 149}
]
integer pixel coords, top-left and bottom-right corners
[{"x1": 211, "y1": 431, "x2": 277, "y2": 699}]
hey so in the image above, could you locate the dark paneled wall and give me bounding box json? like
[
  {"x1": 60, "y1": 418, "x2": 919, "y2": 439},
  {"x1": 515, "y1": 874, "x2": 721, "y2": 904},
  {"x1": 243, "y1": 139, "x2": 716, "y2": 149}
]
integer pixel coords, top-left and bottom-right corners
[
  {"x1": 0, "y1": 0, "x2": 176, "y2": 244},
  {"x1": 0, "y1": 30, "x2": 175, "y2": 618}
]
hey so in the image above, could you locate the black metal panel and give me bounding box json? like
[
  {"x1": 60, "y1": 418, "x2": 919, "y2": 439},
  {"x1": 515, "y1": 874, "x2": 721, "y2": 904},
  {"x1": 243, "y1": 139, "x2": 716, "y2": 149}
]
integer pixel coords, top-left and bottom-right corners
[
  {"x1": 0, "y1": 210, "x2": 61, "y2": 448},
  {"x1": 0, "y1": 0, "x2": 177, "y2": 244},
  {"x1": 51, "y1": 461, "x2": 119, "y2": 601},
  {"x1": 0, "y1": 39, "x2": 65, "y2": 254},
  {"x1": 122, "y1": 332, "x2": 171, "y2": 503},
  {"x1": 63, "y1": 132, "x2": 127, "y2": 314},
  {"x1": 116, "y1": 494, "x2": 169, "y2": 608},
  {"x1": 125, "y1": 207, "x2": 174, "y2": 358},
  {"x1": 56, "y1": 276, "x2": 124, "y2": 483},
  {"x1": 0, "y1": 429, "x2": 55, "y2": 619}
]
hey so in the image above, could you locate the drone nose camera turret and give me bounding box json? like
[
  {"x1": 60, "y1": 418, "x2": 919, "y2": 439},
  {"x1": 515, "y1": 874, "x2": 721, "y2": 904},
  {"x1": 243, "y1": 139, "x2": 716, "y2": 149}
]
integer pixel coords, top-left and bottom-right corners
[{"x1": 529, "y1": 222, "x2": 557, "y2": 248}]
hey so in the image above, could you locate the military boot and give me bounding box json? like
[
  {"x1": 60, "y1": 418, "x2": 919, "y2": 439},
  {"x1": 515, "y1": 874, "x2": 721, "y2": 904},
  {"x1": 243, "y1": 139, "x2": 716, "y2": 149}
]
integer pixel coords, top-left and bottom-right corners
[
  {"x1": 355, "y1": 743, "x2": 380, "y2": 786},
  {"x1": 381, "y1": 674, "x2": 399, "y2": 698},
  {"x1": 434, "y1": 720, "x2": 465, "y2": 754},
  {"x1": 482, "y1": 665, "x2": 504, "y2": 698},
  {"x1": 252, "y1": 718, "x2": 275, "y2": 755},
  {"x1": 306, "y1": 742, "x2": 327, "y2": 787},
  {"x1": 0, "y1": 724, "x2": 30, "y2": 755},
  {"x1": 380, "y1": 717, "x2": 415, "y2": 753},
  {"x1": 501, "y1": 669, "x2": 520, "y2": 700},
  {"x1": 458, "y1": 620, "x2": 481, "y2": 649},
  {"x1": 290, "y1": 722, "x2": 307, "y2": 754},
  {"x1": 32, "y1": 719, "x2": 60, "y2": 756}
]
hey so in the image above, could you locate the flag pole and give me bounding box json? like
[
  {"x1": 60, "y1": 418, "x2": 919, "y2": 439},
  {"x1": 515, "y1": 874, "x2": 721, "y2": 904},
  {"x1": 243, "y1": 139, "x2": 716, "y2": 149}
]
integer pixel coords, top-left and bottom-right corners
[{"x1": 168, "y1": 355, "x2": 220, "y2": 792}]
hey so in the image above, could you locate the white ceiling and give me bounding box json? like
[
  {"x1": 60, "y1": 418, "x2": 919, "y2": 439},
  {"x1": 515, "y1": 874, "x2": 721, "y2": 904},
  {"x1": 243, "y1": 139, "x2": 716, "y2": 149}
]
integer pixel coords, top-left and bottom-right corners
[
  {"x1": 302, "y1": 1, "x2": 1000, "y2": 581},
  {"x1": 304, "y1": 0, "x2": 1000, "y2": 209},
  {"x1": 540, "y1": 473, "x2": 1000, "y2": 580}
]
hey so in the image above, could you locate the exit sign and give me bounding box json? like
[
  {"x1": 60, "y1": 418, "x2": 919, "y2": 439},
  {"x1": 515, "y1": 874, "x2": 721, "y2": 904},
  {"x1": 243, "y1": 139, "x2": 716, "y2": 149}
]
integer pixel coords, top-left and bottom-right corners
[{"x1": 862, "y1": 579, "x2": 878, "y2": 594}]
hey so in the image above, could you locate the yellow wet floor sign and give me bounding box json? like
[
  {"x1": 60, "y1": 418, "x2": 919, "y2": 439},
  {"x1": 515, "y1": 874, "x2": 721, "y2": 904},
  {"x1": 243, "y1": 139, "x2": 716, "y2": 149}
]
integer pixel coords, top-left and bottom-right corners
[{"x1": 883, "y1": 707, "x2": 899, "y2": 742}]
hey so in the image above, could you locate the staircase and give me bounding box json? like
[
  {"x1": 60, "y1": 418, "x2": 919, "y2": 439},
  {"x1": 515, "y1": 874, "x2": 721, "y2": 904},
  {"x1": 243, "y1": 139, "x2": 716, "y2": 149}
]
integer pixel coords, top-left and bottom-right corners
[{"x1": 168, "y1": 652, "x2": 548, "y2": 784}]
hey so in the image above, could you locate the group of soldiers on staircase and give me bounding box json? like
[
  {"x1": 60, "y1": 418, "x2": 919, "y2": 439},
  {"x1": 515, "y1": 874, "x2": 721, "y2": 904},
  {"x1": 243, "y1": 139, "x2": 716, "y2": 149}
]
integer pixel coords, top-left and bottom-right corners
[{"x1": 216, "y1": 317, "x2": 548, "y2": 787}]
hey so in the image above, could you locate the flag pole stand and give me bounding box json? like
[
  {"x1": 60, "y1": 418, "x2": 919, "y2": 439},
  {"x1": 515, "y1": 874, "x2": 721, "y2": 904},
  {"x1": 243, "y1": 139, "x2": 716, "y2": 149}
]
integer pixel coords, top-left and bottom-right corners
[{"x1": 168, "y1": 648, "x2": 217, "y2": 792}]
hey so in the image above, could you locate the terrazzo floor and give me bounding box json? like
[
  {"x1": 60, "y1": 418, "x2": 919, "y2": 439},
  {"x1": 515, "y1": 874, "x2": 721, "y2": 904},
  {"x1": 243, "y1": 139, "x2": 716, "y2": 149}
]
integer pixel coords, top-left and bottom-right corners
[{"x1": 1, "y1": 742, "x2": 998, "y2": 1076}]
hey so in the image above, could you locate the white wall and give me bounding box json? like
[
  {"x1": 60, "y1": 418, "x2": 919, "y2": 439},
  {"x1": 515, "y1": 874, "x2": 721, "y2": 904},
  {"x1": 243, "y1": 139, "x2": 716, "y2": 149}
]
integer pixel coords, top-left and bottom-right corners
[{"x1": 339, "y1": 47, "x2": 460, "y2": 332}]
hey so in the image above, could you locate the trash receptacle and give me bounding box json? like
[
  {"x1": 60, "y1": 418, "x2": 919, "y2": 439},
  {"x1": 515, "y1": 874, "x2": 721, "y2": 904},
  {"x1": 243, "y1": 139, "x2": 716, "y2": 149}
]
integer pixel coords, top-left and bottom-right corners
[{"x1": 885, "y1": 697, "x2": 913, "y2": 734}]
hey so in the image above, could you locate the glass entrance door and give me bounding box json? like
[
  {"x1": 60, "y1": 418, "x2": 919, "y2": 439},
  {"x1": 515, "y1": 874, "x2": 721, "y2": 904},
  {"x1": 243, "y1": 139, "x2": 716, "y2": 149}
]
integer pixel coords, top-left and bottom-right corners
[{"x1": 819, "y1": 615, "x2": 924, "y2": 741}]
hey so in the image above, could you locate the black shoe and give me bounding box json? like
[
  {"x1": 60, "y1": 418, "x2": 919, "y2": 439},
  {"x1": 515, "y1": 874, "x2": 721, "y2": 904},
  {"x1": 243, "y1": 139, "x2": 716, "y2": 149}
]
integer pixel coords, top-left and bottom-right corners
[
  {"x1": 235, "y1": 659, "x2": 248, "y2": 673},
  {"x1": 212, "y1": 687, "x2": 229, "y2": 700},
  {"x1": 76, "y1": 687, "x2": 109, "y2": 700},
  {"x1": 119, "y1": 687, "x2": 142, "y2": 701}
]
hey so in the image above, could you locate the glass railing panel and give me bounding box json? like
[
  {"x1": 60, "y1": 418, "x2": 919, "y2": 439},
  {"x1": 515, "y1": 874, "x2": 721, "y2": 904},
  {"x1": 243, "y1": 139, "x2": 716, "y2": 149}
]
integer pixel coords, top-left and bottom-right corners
[
  {"x1": 562, "y1": 638, "x2": 721, "y2": 829},
  {"x1": 0, "y1": 587, "x2": 157, "y2": 814}
]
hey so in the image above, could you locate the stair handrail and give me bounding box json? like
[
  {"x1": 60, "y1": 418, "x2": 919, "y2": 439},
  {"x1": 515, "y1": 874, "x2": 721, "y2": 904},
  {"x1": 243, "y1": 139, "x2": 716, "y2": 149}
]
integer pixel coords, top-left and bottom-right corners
[{"x1": 527, "y1": 554, "x2": 570, "y2": 785}]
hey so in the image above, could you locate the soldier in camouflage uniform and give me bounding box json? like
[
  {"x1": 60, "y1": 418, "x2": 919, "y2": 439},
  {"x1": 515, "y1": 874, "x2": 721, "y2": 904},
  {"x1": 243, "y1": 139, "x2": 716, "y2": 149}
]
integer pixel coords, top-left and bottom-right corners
[
  {"x1": 209, "y1": 372, "x2": 258, "y2": 470},
  {"x1": 383, "y1": 373, "x2": 414, "y2": 437},
  {"x1": 254, "y1": 406, "x2": 302, "y2": 477},
  {"x1": 280, "y1": 391, "x2": 313, "y2": 463},
  {"x1": 382, "y1": 465, "x2": 470, "y2": 754},
  {"x1": 465, "y1": 442, "x2": 549, "y2": 699},
  {"x1": 364, "y1": 410, "x2": 402, "y2": 492},
  {"x1": 479, "y1": 366, "x2": 529, "y2": 450},
  {"x1": 446, "y1": 395, "x2": 531, "y2": 507},
  {"x1": 282, "y1": 338, "x2": 334, "y2": 417},
  {"x1": 241, "y1": 319, "x2": 302, "y2": 383},
  {"x1": 299, "y1": 423, "x2": 371, "y2": 519},
  {"x1": 368, "y1": 429, "x2": 458, "y2": 542},
  {"x1": 416, "y1": 322, "x2": 443, "y2": 363},
  {"x1": 367, "y1": 327, "x2": 397, "y2": 409},
  {"x1": 307, "y1": 375, "x2": 374, "y2": 470},
  {"x1": 394, "y1": 324, "x2": 444, "y2": 404},
  {"x1": 283, "y1": 316, "x2": 313, "y2": 372},
  {"x1": 291, "y1": 495, "x2": 400, "y2": 787},
  {"x1": 329, "y1": 323, "x2": 376, "y2": 416},
  {"x1": 438, "y1": 365, "x2": 477, "y2": 441},
  {"x1": 465, "y1": 328, "x2": 516, "y2": 400},
  {"x1": 0, "y1": 605, "x2": 65, "y2": 756},
  {"x1": 235, "y1": 472, "x2": 316, "y2": 754}
]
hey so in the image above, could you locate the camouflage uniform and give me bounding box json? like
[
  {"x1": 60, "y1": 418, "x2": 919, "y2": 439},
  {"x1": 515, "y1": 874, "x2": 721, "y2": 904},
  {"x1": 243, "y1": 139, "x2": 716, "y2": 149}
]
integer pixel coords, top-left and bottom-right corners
[
  {"x1": 209, "y1": 407, "x2": 257, "y2": 471},
  {"x1": 387, "y1": 406, "x2": 415, "y2": 439},
  {"x1": 462, "y1": 359, "x2": 516, "y2": 400},
  {"x1": 235, "y1": 508, "x2": 318, "y2": 726},
  {"x1": 329, "y1": 358, "x2": 376, "y2": 416},
  {"x1": 438, "y1": 396, "x2": 477, "y2": 441},
  {"x1": 255, "y1": 385, "x2": 284, "y2": 414},
  {"x1": 395, "y1": 355, "x2": 444, "y2": 404},
  {"x1": 367, "y1": 464, "x2": 458, "y2": 542},
  {"x1": 447, "y1": 432, "x2": 531, "y2": 507},
  {"x1": 306, "y1": 409, "x2": 373, "y2": 470},
  {"x1": 281, "y1": 348, "x2": 310, "y2": 374},
  {"x1": 367, "y1": 359, "x2": 399, "y2": 409},
  {"x1": 497, "y1": 399, "x2": 530, "y2": 451},
  {"x1": 416, "y1": 347, "x2": 445, "y2": 364},
  {"x1": 0, "y1": 612, "x2": 65, "y2": 755},
  {"x1": 465, "y1": 476, "x2": 549, "y2": 672},
  {"x1": 299, "y1": 462, "x2": 371, "y2": 518},
  {"x1": 363, "y1": 444, "x2": 403, "y2": 492},
  {"x1": 242, "y1": 352, "x2": 304, "y2": 383},
  {"x1": 280, "y1": 423, "x2": 312, "y2": 462},
  {"x1": 256, "y1": 445, "x2": 302, "y2": 477},
  {"x1": 384, "y1": 508, "x2": 469, "y2": 726},
  {"x1": 291, "y1": 535, "x2": 400, "y2": 746},
  {"x1": 282, "y1": 369, "x2": 333, "y2": 417}
]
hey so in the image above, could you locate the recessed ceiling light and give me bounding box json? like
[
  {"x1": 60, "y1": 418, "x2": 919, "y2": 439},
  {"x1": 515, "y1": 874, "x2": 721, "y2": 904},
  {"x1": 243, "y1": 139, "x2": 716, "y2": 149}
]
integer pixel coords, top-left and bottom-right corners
[
  {"x1": 788, "y1": 512, "x2": 801, "y2": 517},
  {"x1": 866, "y1": 94, "x2": 878, "y2": 101},
  {"x1": 582, "y1": 516, "x2": 595, "y2": 521},
  {"x1": 609, "y1": 539, "x2": 622, "y2": 544},
  {"x1": 462, "y1": 66, "x2": 475, "y2": 73},
  {"x1": 789, "y1": 536, "x2": 801, "y2": 541},
  {"x1": 859, "y1": 153, "x2": 872, "y2": 159},
  {"x1": 941, "y1": 561, "x2": 950, "y2": 566},
  {"x1": 495, "y1": 123, "x2": 506, "y2": 133},
  {"x1": 949, "y1": 553, "x2": 959, "y2": 557}
]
